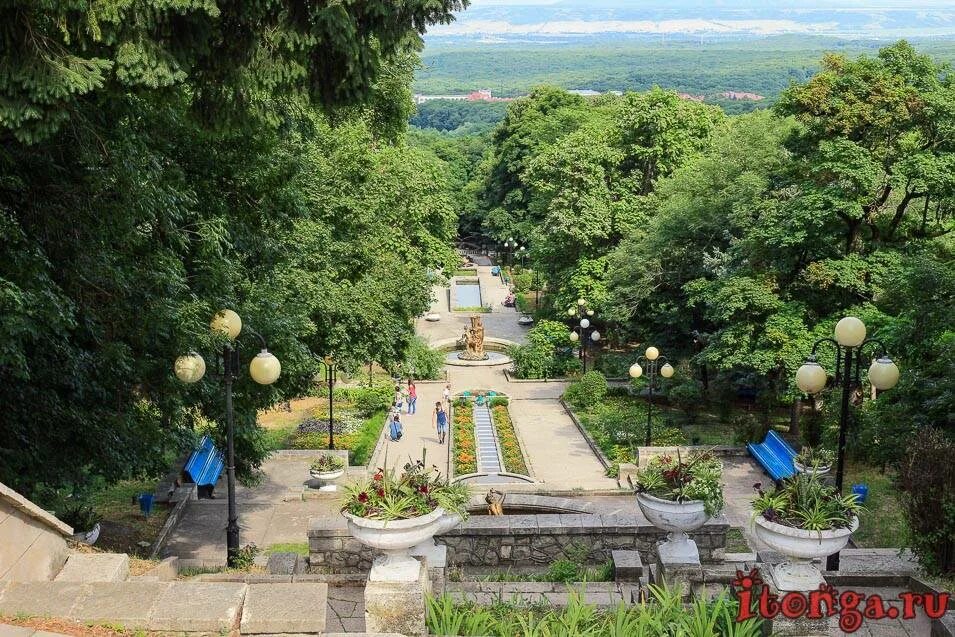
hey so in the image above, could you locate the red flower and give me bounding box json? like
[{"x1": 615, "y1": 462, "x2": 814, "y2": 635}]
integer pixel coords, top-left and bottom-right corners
[
  {"x1": 376, "y1": 488, "x2": 385, "y2": 498},
  {"x1": 357, "y1": 492, "x2": 369, "y2": 503},
  {"x1": 418, "y1": 485, "x2": 429, "y2": 494},
  {"x1": 373, "y1": 471, "x2": 383, "y2": 482}
]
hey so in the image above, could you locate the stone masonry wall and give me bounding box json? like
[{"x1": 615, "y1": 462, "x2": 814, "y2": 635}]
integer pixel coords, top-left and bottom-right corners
[{"x1": 308, "y1": 513, "x2": 728, "y2": 573}]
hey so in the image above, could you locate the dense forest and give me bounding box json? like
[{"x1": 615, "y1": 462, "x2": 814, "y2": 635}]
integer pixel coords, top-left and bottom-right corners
[
  {"x1": 418, "y1": 41, "x2": 955, "y2": 573},
  {"x1": 416, "y1": 36, "x2": 955, "y2": 98},
  {"x1": 0, "y1": 0, "x2": 468, "y2": 499}
]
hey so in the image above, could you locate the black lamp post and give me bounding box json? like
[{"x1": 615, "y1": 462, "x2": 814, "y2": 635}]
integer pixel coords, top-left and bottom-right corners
[
  {"x1": 795, "y1": 316, "x2": 900, "y2": 571},
  {"x1": 323, "y1": 356, "x2": 338, "y2": 449},
  {"x1": 174, "y1": 309, "x2": 281, "y2": 567},
  {"x1": 568, "y1": 299, "x2": 600, "y2": 373},
  {"x1": 629, "y1": 346, "x2": 675, "y2": 446}
]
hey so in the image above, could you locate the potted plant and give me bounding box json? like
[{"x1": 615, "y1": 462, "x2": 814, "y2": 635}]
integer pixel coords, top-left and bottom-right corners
[
  {"x1": 793, "y1": 446, "x2": 834, "y2": 475},
  {"x1": 631, "y1": 451, "x2": 724, "y2": 555},
  {"x1": 341, "y1": 456, "x2": 469, "y2": 580},
  {"x1": 61, "y1": 504, "x2": 102, "y2": 545},
  {"x1": 310, "y1": 454, "x2": 346, "y2": 491},
  {"x1": 751, "y1": 471, "x2": 862, "y2": 591}
]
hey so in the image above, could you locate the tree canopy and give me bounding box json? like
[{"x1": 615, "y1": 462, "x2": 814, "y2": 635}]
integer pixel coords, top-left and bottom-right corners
[{"x1": 0, "y1": 0, "x2": 467, "y2": 497}]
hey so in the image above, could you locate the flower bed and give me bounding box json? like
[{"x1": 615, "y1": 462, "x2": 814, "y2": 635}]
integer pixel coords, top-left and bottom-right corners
[
  {"x1": 452, "y1": 402, "x2": 477, "y2": 475},
  {"x1": 490, "y1": 404, "x2": 528, "y2": 475}
]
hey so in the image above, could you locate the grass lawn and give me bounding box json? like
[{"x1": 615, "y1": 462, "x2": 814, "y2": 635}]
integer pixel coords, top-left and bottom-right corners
[
  {"x1": 257, "y1": 391, "x2": 389, "y2": 466},
  {"x1": 91, "y1": 479, "x2": 171, "y2": 557},
  {"x1": 265, "y1": 542, "x2": 309, "y2": 556},
  {"x1": 843, "y1": 461, "x2": 909, "y2": 549}
]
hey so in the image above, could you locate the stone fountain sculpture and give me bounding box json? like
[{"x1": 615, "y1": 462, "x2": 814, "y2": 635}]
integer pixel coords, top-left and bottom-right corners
[{"x1": 458, "y1": 315, "x2": 488, "y2": 361}]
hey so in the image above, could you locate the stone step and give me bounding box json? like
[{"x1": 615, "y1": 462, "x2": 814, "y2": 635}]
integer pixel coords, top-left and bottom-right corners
[
  {"x1": 240, "y1": 583, "x2": 327, "y2": 634},
  {"x1": 55, "y1": 553, "x2": 129, "y2": 583},
  {"x1": 0, "y1": 580, "x2": 273, "y2": 633}
]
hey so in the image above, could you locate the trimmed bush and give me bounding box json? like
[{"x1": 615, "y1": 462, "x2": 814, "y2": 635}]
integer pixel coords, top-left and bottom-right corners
[{"x1": 565, "y1": 371, "x2": 608, "y2": 410}]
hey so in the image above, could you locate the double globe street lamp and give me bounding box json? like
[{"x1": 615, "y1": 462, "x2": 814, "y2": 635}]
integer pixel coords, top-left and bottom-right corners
[
  {"x1": 629, "y1": 347, "x2": 675, "y2": 446},
  {"x1": 174, "y1": 309, "x2": 281, "y2": 567},
  {"x1": 568, "y1": 299, "x2": 600, "y2": 373},
  {"x1": 794, "y1": 316, "x2": 899, "y2": 571}
]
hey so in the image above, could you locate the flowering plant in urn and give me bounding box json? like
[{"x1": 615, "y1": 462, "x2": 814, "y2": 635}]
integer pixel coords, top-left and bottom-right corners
[
  {"x1": 631, "y1": 451, "x2": 724, "y2": 556},
  {"x1": 751, "y1": 471, "x2": 862, "y2": 591},
  {"x1": 341, "y1": 452, "x2": 469, "y2": 580}
]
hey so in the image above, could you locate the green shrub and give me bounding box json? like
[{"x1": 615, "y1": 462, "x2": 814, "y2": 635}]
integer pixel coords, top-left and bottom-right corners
[
  {"x1": 564, "y1": 371, "x2": 608, "y2": 409},
  {"x1": 426, "y1": 586, "x2": 763, "y2": 636},
  {"x1": 732, "y1": 413, "x2": 770, "y2": 445},
  {"x1": 488, "y1": 396, "x2": 509, "y2": 407},
  {"x1": 352, "y1": 385, "x2": 392, "y2": 417},
  {"x1": 898, "y1": 427, "x2": 955, "y2": 574},
  {"x1": 399, "y1": 335, "x2": 445, "y2": 380},
  {"x1": 512, "y1": 272, "x2": 533, "y2": 293},
  {"x1": 668, "y1": 379, "x2": 705, "y2": 425},
  {"x1": 594, "y1": 351, "x2": 632, "y2": 378},
  {"x1": 508, "y1": 344, "x2": 551, "y2": 379},
  {"x1": 232, "y1": 543, "x2": 259, "y2": 571}
]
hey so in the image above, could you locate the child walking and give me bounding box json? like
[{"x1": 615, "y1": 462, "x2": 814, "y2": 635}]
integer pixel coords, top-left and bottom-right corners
[{"x1": 433, "y1": 401, "x2": 448, "y2": 444}]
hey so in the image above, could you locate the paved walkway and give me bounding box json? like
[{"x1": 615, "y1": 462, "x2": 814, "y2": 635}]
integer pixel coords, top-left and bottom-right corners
[
  {"x1": 508, "y1": 398, "x2": 617, "y2": 490},
  {"x1": 368, "y1": 380, "x2": 452, "y2": 474}
]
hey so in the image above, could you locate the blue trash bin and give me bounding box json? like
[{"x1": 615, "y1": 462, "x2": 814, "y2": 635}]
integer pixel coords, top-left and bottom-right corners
[
  {"x1": 138, "y1": 493, "x2": 155, "y2": 517},
  {"x1": 851, "y1": 484, "x2": 869, "y2": 504}
]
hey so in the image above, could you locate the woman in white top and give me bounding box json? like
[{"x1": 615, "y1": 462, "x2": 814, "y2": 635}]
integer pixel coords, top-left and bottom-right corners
[{"x1": 442, "y1": 384, "x2": 451, "y2": 407}]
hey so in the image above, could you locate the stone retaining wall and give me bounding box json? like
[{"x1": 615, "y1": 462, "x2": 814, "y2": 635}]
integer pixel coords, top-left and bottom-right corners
[{"x1": 308, "y1": 513, "x2": 728, "y2": 573}]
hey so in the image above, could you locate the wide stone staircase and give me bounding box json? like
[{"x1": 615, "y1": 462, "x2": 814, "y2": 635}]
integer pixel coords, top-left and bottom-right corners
[{"x1": 0, "y1": 551, "x2": 327, "y2": 634}]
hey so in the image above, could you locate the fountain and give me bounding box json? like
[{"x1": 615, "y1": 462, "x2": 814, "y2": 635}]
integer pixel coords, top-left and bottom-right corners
[{"x1": 457, "y1": 315, "x2": 489, "y2": 361}]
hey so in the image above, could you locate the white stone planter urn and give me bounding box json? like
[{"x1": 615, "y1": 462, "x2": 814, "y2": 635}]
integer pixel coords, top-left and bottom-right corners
[
  {"x1": 72, "y1": 522, "x2": 101, "y2": 546},
  {"x1": 753, "y1": 515, "x2": 859, "y2": 591},
  {"x1": 342, "y1": 507, "x2": 446, "y2": 582},
  {"x1": 636, "y1": 493, "x2": 710, "y2": 561},
  {"x1": 409, "y1": 512, "x2": 462, "y2": 568},
  {"x1": 793, "y1": 460, "x2": 831, "y2": 476},
  {"x1": 309, "y1": 468, "x2": 344, "y2": 492}
]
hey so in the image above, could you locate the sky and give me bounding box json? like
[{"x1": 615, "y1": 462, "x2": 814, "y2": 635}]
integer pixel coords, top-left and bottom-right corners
[{"x1": 428, "y1": 1, "x2": 955, "y2": 38}]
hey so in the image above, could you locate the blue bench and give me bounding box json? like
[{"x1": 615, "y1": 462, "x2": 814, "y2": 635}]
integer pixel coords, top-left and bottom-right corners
[
  {"x1": 183, "y1": 436, "x2": 224, "y2": 497},
  {"x1": 747, "y1": 430, "x2": 797, "y2": 482}
]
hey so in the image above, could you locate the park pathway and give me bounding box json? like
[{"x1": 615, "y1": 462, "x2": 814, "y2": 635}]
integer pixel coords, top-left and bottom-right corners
[{"x1": 369, "y1": 380, "x2": 451, "y2": 474}]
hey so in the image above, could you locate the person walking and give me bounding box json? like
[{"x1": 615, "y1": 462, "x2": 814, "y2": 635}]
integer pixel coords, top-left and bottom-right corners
[
  {"x1": 394, "y1": 384, "x2": 405, "y2": 414},
  {"x1": 442, "y1": 383, "x2": 452, "y2": 409},
  {"x1": 433, "y1": 401, "x2": 448, "y2": 444},
  {"x1": 407, "y1": 380, "x2": 417, "y2": 415}
]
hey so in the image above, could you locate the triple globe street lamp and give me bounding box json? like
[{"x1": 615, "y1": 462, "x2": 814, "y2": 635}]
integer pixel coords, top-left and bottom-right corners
[
  {"x1": 174, "y1": 309, "x2": 281, "y2": 567},
  {"x1": 794, "y1": 316, "x2": 900, "y2": 571},
  {"x1": 629, "y1": 346, "x2": 675, "y2": 446},
  {"x1": 568, "y1": 299, "x2": 600, "y2": 373}
]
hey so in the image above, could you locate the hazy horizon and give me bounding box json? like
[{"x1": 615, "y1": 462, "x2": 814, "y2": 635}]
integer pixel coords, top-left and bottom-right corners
[{"x1": 427, "y1": 1, "x2": 955, "y2": 40}]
